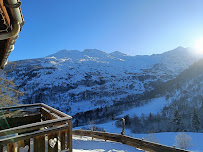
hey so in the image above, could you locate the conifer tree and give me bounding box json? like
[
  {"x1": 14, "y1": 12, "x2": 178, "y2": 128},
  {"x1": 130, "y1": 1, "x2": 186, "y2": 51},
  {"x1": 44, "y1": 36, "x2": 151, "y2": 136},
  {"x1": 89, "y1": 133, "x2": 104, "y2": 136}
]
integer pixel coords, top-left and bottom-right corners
[
  {"x1": 191, "y1": 108, "x2": 200, "y2": 132},
  {"x1": 172, "y1": 109, "x2": 181, "y2": 131},
  {"x1": 148, "y1": 113, "x2": 153, "y2": 122}
]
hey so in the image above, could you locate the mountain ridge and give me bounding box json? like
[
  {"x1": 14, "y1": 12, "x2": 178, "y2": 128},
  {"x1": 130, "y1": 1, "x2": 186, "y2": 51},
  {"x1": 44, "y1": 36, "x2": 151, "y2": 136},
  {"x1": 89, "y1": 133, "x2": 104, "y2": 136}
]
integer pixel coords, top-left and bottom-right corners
[{"x1": 5, "y1": 46, "x2": 202, "y2": 129}]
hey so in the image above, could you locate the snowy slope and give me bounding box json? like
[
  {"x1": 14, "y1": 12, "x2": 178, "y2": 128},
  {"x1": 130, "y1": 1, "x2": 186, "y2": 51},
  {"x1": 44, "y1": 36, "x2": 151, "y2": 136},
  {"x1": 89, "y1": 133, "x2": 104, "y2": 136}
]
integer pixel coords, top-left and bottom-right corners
[
  {"x1": 75, "y1": 122, "x2": 203, "y2": 151},
  {"x1": 6, "y1": 47, "x2": 200, "y2": 126},
  {"x1": 153, "y1": 47, "x2": 198, "y2": 75},
  {"x1": 73, "y1": 135, "x2": 144, "y2": 152}
]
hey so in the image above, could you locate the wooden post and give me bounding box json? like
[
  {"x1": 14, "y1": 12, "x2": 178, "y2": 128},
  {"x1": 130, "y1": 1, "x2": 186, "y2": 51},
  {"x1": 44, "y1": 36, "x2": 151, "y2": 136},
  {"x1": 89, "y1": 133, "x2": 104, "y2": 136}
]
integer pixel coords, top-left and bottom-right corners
[
  {"x1": 18, "y1": 139, "x2": 30, "y2": 152},
  {"x1": 104, "y1": 130, "x2": 106, "y2": 141},
  {"x1": 34, "y1": 135, "x2": 45, "y2": 152},
  {"x1": 7, "y1": 143, "x2": 15, "y2": 152},
  {"x1": 91, "y1": 130, "x2": 94, "y2": 140},
  {"x1": 67, "y1": 120, "x2": 72, "y2": 152},
  {"x1": 0, "y1": 145, "x2": 3, "y2": 152},
  {"x1": 48, "y1": 132, "x2": 58, "y2": 152},
  {"x1": 121, "y1": 118, "x2": 125, "y2": 135},
  {"x1": 60, "y1": 131, "x2": 66, "y2": 150}
]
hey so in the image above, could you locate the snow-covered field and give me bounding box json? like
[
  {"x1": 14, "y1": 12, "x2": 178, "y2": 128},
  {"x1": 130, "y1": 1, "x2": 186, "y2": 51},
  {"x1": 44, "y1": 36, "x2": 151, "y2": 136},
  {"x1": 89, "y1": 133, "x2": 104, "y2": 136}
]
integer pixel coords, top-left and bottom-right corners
[
  {"x1": 75, "y1": 121, "x2": 203, "y2": 152},
  {"x1": 73, "y1": 135, "x2": 144, "y2": 152},
  {"x1": 117, "y1": 97, "x2": 168, "y2": 118},
  {"x1": 135, "y1": 132, "x2": 203, "y2": 152}
]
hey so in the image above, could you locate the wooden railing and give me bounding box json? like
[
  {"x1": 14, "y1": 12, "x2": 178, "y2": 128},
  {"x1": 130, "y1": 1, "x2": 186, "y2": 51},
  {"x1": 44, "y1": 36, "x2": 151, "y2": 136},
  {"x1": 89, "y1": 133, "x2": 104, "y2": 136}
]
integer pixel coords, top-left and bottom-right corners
[
  {"x1": 73, "y1": 130, "x2": 191, "y2": 152},
  {"x1": 0, "y1": 103, "x2": 72, "y2": 152}
]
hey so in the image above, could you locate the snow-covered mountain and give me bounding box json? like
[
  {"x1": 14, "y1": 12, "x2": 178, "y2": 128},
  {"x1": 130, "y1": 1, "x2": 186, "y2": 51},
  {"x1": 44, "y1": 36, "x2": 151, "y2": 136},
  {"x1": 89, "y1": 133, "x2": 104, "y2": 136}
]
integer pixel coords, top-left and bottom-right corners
[
  {"x1": 6, "y1": 47, "x2": 199, "y2": 126},
  {"x1": 116, "y1": 59, "x2": 203, "y2": 133}
]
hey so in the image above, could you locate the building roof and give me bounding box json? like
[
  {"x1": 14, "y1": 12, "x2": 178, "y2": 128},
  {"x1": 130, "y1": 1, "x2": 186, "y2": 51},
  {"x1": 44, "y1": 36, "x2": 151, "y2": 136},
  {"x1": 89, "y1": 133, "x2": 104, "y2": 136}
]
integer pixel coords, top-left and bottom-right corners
[{"x1": 0, "y1": 0, "x2": 24, "y2": 69}]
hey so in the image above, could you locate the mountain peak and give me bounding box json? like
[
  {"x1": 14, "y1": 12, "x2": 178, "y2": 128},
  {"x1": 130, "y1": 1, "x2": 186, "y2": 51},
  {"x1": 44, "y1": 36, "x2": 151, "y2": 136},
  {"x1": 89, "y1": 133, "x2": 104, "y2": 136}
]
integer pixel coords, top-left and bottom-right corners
[
  {"x1": 82, "y1": 49, "x2": 108, "y2": 58},
  {"x1": 162, "y1": 46, "x2": 194, "y2": 56},
  {"x1": 110, "y1": 51, "x2": 127, "y2": 56},
  {"x1": 46, "y1": 49, "x2": 81, "y2": 58},
  {"x1": 83, "y1": 49, "x2": 106, "y2": 54}
]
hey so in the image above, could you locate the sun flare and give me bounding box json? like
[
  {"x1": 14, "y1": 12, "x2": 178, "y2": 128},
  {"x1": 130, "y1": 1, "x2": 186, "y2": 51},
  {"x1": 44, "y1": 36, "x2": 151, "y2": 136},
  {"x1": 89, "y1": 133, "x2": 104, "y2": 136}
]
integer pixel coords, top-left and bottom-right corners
[{"x1": 194, "y1": 37, "x2": 203, "y2": 54}]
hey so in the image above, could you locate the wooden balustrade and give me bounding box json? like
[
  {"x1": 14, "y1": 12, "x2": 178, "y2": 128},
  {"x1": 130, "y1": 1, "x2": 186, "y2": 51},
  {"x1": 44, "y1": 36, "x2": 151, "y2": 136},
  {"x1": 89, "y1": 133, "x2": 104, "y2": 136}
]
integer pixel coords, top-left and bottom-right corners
[
  {"x1": 73, "y1": 130, "x2": 191, "y2": 152},
  {"x1": 0, "y1": 103, "x2": 72, "y2": 152}
]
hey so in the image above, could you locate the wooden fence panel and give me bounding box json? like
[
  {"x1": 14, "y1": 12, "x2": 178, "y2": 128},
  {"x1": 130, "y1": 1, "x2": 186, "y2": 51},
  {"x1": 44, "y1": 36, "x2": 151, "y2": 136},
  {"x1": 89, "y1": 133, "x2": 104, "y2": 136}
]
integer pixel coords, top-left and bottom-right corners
[
  {"x1": 18, "y1": 139, "x2": 30, "y2": 152},
  {"x1": 48, "y1": 132, "x2": 58, "y2": 152},
  {"x1": 7, "y1": 142, "x2": 15, "y2": 152},
  {"x1": 67, "y1": 121, "x2": 72, "y2": 152},
  {"x1": 34, "y1": 135, "x2": 45, "y2": 152},
  {"x1": 60, "y1": 131, "x2": 66, "y2": 150}
]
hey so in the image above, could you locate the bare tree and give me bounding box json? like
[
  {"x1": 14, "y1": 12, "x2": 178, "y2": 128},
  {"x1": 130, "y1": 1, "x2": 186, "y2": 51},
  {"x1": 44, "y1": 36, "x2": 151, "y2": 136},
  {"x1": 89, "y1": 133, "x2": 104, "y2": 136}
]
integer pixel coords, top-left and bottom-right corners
[
  {"x1": 88, "y1": 120, "x2": 96, "y2": 131},
  {"x1": 0, "y1": 64, "x2": 23, "y2": 107},
  {"x1": 175, "y1": 133, "x2": 193, "y2": 150},
  {"x1": 144, "y1": 133, "x2": 159, "y2": 143}
]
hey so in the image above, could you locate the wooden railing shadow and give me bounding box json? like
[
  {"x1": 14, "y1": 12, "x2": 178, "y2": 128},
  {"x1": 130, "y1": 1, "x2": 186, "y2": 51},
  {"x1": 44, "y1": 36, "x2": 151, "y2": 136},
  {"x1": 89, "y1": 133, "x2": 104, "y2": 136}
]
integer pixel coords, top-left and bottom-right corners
[{"x1": 0, "y1": 103, "x2": 72, "y2": 152}]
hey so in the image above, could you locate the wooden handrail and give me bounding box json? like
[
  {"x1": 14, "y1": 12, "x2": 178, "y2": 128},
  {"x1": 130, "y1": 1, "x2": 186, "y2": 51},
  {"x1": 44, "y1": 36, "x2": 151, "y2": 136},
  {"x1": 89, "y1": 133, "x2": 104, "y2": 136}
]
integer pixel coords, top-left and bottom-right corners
[
  {"x1": 73, "y1": 130, "x2": 191, "y2": 152},
  {"x1": 0, "y1": 117, "x2": 69, "y2": 136},
  {"x1": 40, "y1": 103, "x2": 72, "y2": 119},
  {"x1": 0, "y1": 103, "x2": 72, "y2": 119},
  {"x1": 41, "y1": 107, "x2": 59, "y2": 119},
  {"x1": 0, "y1": 103, "x2": 41, "y2": 111},
  {"x1": 0, "y1": 103, "x2": 73, "y2": 152},
  {"x1": 0, "y1": 124, "x2": 69, "y2": 145}
]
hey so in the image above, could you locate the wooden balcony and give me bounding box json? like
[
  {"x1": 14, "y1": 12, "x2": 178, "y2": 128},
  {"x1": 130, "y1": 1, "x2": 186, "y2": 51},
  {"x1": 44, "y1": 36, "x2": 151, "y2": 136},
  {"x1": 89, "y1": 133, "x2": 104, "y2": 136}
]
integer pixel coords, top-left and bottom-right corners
[{"x1": 0, "y1": 103, "x2": 72, "y2": 152}]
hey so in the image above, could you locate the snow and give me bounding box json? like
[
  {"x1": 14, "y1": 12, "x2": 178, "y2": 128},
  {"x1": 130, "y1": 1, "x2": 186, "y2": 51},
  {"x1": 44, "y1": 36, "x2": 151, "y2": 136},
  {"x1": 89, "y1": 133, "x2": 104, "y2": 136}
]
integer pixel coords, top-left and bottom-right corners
[
  {"x1": 8, "y1": 48, "x2": 203, "y2": 151},
  {"x1": 73, "y1": 135, "x2": 144, "y2": 152},
  {"x1": 135, "y1": 132, "x2": 203, "y2": 152},
  {"x1": 76, "y1": 121, "x2": 203, "y2": 151},
  {"x1": 118, "y1": 97, "x2": 167, "y2": 118},
  {"x1": 11, "y1": 47, "x2": 199, "y2": 115}
]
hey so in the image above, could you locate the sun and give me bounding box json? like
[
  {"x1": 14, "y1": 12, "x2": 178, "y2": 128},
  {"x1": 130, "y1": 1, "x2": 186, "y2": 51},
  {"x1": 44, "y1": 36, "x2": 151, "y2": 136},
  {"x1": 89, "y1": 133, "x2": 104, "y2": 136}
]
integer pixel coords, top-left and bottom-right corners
[{"x1": 194, "y1": 37, "x2": 203, "y2": 54}]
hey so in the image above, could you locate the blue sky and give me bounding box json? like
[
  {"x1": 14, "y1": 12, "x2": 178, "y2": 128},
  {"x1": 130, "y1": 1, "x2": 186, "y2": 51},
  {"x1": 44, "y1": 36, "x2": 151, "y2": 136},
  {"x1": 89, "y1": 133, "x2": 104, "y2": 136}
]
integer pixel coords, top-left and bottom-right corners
[{"x1": 9, "y1": 0, "x2": 203, "y2": 61}]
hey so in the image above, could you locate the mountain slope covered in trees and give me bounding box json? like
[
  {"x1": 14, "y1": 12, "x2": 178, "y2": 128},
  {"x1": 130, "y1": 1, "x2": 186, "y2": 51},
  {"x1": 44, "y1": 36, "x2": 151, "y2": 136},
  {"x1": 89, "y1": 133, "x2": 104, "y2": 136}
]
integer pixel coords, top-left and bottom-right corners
[
  {"x1": 5, "y1": 47, "x2": 201, "y2": 131},
  {"x1": 121, "y1": 59, "x2": 203, "y2": 133}
]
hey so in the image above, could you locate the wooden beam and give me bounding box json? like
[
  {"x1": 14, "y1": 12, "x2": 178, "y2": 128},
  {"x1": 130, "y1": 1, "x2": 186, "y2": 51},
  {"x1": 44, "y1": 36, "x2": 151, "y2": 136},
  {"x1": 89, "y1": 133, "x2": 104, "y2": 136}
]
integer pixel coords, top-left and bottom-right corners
[
  {"x1": 0, "y1": 103, "x2": 41, "y2": 111},
  {"x1": 40, "y1": 103, "x2": 72, "y2": 119},
  {"x1": 0, "y1": 116, "x2": 69, "y2": 136},
  {"x1": 0, "y1": 0, "x2": 10, "y2": 27},
  {"x1": 41, "y1": 107, "x2": 57, "y2": 121}
]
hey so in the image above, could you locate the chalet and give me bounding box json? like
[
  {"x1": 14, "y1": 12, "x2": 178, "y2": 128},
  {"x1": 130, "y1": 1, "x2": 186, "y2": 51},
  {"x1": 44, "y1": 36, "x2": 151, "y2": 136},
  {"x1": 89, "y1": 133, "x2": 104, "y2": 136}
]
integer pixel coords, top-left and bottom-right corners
[{"x1": 0, "y1": 0, "x2": 24, "y2": 69}]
